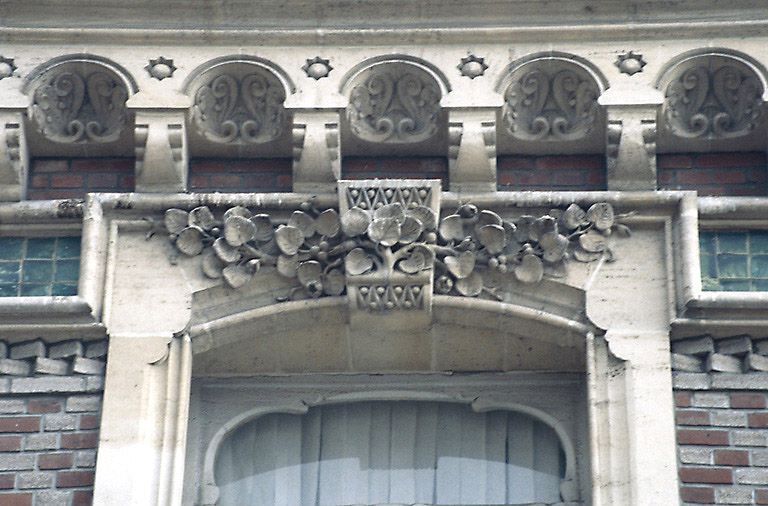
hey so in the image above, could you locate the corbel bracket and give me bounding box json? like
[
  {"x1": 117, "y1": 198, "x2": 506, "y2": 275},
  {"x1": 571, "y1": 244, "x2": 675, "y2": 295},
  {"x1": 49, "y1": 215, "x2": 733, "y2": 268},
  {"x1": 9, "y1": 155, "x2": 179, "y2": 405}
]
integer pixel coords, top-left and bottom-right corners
[
  {"x1": 134, "y1": 110, "x2": 188, "y2": 193},
  {"x1": 291, "y1": 110, "x2": 341, "y2": 193},
  {"x1": 447, "y1": 108, "x2": 497, "y2": 192}
]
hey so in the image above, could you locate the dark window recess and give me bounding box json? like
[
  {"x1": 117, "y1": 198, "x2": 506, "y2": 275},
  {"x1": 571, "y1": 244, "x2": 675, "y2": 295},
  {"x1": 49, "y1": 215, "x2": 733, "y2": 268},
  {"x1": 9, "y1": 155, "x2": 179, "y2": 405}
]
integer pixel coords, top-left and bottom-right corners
[
  {"x1": 0, "y1": 237, "x2": 81, "y2": 297},
  {"x1": 700, "y1": 230, "x2": 768, "y2": 291}
]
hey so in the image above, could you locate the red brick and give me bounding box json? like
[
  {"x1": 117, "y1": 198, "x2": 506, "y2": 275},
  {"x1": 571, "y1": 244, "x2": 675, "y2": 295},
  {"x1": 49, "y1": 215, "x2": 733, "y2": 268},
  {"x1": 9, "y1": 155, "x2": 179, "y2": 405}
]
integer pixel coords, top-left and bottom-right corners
[
  {"x1": 33, "y1": 159, "x2": 69, "y2": 173},
  {"x1": 381, "y1": 157, "x2": 447, "y2": 174},
  {"x1": 191, "y1": 160, "x2": 228, "y2": 173},
  {"x1": 657, "y1": 170, "x2": 675, "y2": 185},
  {"x1": 28, "y1": 399, "x2": 62, "y2": 414},
  {"x1": 30, "y1": 174, "x2": 48, "y2": 188},
  {"x1": 0, "y1": 436, "x2": 21, "y2": 452},
  {"x1": 676, "y1": 170, "x2": 711, "y2": 185},
  {"x1": 749, "y1": 412, "x2": 768, "y2": 428},
  {"x1": 119, "y1": 175, "x2": 135, "y2": 189},
  {"x1": 679, "y1": 466, "x2": 732, "y2": 484},
  {"x1": 676, "y1": 410, "x2": 710, "y2": 426},
  {"x1": 28, "y1": 190, "x2": 82, "y2": 200},
  {"x1": 50, "y1": 174, "x2": 84, "y2": 189},
  {"x1": 730, "y1": 185, "x2": 766, "y2": 197},
  {"x1": 712, "y1": 169, "x2": 746, "y2": 184},
  {"x1": 0, "y1": 492, "x2": 33, "y2": 506},
  {"x1": 731, "y1": 393, "x2": 766, "y2": 409},
  {"x1": 535, "y1": 155, "x2": 602, "y2": 171},
  {"x1": 251, "y1": 159, "x2": 290, "y2": 172},
  {"x1": 516, "y1": 171, "x2": 552, "y2": 186},
  {"x1": 0, "y1": 473, "x2": 14, "y2": 489},
  {"x1": 696, "y1": 151, "x2": 766, "y2": 168},
  {"x1": 72, "y1": 490, "x2": 93, "y2": 506},
  {"x1": 677, "y1": 429, "x2": 729, "y2": 445},
  {"x1": 79, "y1": 415, "x2": 100, "y2": 430},
  {"x1": 209, "y1": 174, "x2": 242, "y2": 188},
  {"x1": 343, "y1": 158, "x2": 380, "y2": 173},
  {"x1": 680, "y1": 486, "x2": 714, "y2": 503},
  {"x1": 189, "y1": 175, "x2": 209, "y2": 189},
  {"x1": 675, "y1": 392, "x2": 692, "y2": 407},
  {"x1": 39, "y1": 452, "x2": 74, "y2": 470},
  {"x1": 57, "y1": 470, "x2": 94, "y2": 488},
  {"x1": 242, "y1": 174, "x2": 277, "y2": 188},
  {"x1": 658, "y1": 154, "x2": 693, "y2": 169},
  {"x1": 586, "y1": 170, "x2": 605, "y2": 188},
  {"x1": 498, "y1": 156, "x2": 535, "y2": 171},
  {"x1": 70, "y1": 158, "x2": 133, "y2": 172},
  {"x1": 748, "y1": 168, "x2": 768, "y2": 183},
  {"x1": 87, "y1": 173, "x2": 118, "y2": 189},
  {"x1": 276, "y1": 175, "x2": 292, "y2": 189},
  {"x1": 757, "y1": 489, "x2": 768, "y2": 504},
  {"x1": 552, "y1": 171, "x2": 586, "y2": 186},
  {"x1": 697, "y1": 186, "x2": 728, "y2": 196},
  {"x1": 714, "y1": 449, "x2": 750, "y2": 466},
  {"x1": 0, "y1": 416, "x2": 40, "y2": 433},
  {"x1": 497, "y1": 173, "x2": 516, "y2": 186},
  {"x1": 61, "y1": 432, "x2": 99, "y2": 449}
]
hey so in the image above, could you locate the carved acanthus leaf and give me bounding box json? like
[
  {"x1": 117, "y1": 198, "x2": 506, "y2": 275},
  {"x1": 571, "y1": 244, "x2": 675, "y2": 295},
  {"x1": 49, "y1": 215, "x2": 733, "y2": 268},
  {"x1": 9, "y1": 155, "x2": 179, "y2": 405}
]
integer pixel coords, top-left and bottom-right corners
[
  {"x1": 502, "y1": 66, "x2": 599, "y2": 141},
  {"x1": 192, "y1": 70, "x2": 286, "y2": 144},
  {"x1": 31, "y1": 70, "x2": 128, "y2": 143},
  {"x1": 347, "y1": 65, "x2": 441, "y2": 143},
  {"x1": 664, "y1": 64, "x2": 762, "y2": 138}
]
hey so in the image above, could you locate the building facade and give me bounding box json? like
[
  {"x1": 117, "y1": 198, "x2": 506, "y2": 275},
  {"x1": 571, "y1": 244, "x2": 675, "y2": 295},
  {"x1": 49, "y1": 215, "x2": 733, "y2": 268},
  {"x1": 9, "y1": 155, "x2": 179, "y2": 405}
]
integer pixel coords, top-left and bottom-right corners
[{"x1": 1, "y1": 1, "x2": 768, "y2": 505}]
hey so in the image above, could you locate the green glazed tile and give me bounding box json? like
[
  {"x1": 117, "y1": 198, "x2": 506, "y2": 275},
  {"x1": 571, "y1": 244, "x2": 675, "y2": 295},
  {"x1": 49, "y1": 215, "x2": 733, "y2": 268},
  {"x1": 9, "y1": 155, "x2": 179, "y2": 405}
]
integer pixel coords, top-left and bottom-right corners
[
  {"x1": 750, "y1": 232, "x2": 768, "y2": 255},
  {"x1": 752, "y1": 279, "x2": 768, "y2": 291},
  {"x1": 717, "y1": 254, "x2": 748, "y2": 278},
  {"x1": 699, "y1": 232, "x2": 716, "y2": 254},
  {"x1": 20, "y1": 284, "x2": 50, "y2": 296},
  {"x1": 750, "y1": 255, "x2": 768, "y2": 279},
  {"x1": 0, "y1": 284, "x2": 19, "y2": 297},
  {"x1": 25, "y1": 238, "x2": 56, "y2": 259},
  {"x1": 21, "y1": 260, "x2": 53, "y2": 283},
  {"x1": 719, "y1": 279, "x2": 751, "y2": 291},
  {"x1": 717, "y1": 232, "x2": 748, "y2": 254},
  {"x1": 0, "y1": 237, "x2": 25, "y2": 260},
  {"x1": 56, "y1": 237, "x2": 81, "y2": 259},
  {"x1": 0, "y1": 261, "x2": 20, "y2": 283},
  {"x1": 51, "y1": 283, "x2": 78, "y2": 296},
  {"x1": 700, "y1": 254, "x2": 718, "y2": 279},
  {"x1": 54, "y1": 260, "x2": 80, "y2": 283}
]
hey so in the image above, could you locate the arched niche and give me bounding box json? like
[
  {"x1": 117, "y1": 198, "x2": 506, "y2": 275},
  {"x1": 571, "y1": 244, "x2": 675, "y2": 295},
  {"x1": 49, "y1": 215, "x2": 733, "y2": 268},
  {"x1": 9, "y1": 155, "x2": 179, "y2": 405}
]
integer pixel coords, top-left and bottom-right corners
[
  {"x1": 183, "y1": 56, "x2": 295, "y2": 158},
  {"x1": 495, "y1": 53, "x2": 607, "y2": 155},
  {"x1": 339, "y1": 55, "x2": 449, "y2": 156},
  {"x1": 22, "y1": 54, "x2": 136, "y2": 156},
  {"x1": 655, "y1": 49, "x2": 768, "y2": 152}
]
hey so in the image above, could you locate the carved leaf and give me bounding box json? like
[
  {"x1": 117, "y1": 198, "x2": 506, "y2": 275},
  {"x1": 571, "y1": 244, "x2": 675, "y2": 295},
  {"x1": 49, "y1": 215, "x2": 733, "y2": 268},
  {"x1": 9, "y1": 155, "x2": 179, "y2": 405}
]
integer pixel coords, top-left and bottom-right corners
[
  {"x1": 213, "y1": 237, "x2": 241, "y2": 264},
  {"x1": 398, "y1": 245, "x2": 433, "y2": 274},
  {"x1": 474, "y1": 210, "x2": 503, "y2": 235},
  {"x1": 201, "y1": 252, "x2": 225, "y2": 279},
  {"x1": 514, "y1": 215, "x2": 535, "y2": 243},
  {"x1": 188, "y1": 206, "x2": 216, "y2": 231},
  {"x1": 276, "y1": 254, "x2": 299, "y2": 278},
  {"x1": 439, "y1": 214, "x2": 466, "y2": 242},
  {"x1": 477, "y1": 224, "x2": 506, "y2": 255},
  {"x1": 540, "y1": 232, "x2": 569, "y2": 263},
  {"x1": 406, "y1": 205, "x2": 437, "y2": 231},
  {"x1": 544, "y1": 260, "x2": 567, "y2": 278},
  {"x1": 323, "y1": 269, "x2": 345, "y2": 296},
  {"x1": 345, "y1": 248, "x2": 374, "y2": 276},
  {"x1": 515, "y1": 254, "x2": 544, "y2": 284},
  {"x1": 288, "y1": 210, "x2": 317, "y2": 238},
  {"x1": 579, "y1": 230, "x2": 608, "y2": 252},
  {"x1": 586, "y1": 203, "x2": 614, "y2": 231},
  {"x1": 275, "y1": 225, "x2": 304, "y2": 256},
  {"x1": 562, "y1": 203, "x2": 587, "y2": 230},
  {"x1": 250, "y1": 214, "x2": 274, "y2": 242},
  {"x1": 176, "y1": 227, "x2": 204, "y2": 256},
  {"x1": 455, "y1": 271, "x2": 483, "y2": 297},
  {"x1": 222, "y1": 263, "x2": 253, "y2": 288},
  {"x1": 573, "y1": 247, "x2": 603, "y2": 262},
  {"x1": 614, "y1": 223, "x2": 632, "y2": 238},
  {"x1": 297, "y1": 260, "x2": 322, "y2": 288},
  {"x1": 445, "y1": 251, "x2": 476, "y2": 279},
  {"x1": 367, "y1": 217, "x2": 401, "y2": 247},
  {"x1": 224, "y1": 215, "x2": 256, "y2": 247},
  {"x1": 374, "y1": 203, "x2": 405, "y2": 224},
  {"x1": 223, "y1": 206, "x2": 252, "y2": 221},
  {"x1": 340, "y1": 207, "x2": 372, "y2": 237},
  {"x1": 399, "y1": 216, "x2": 423, "y2": 244},
  {"x1": 164, "y1": 209, "x2": 189, "y2": 235},
  {"x1": 316, "y1": 209, "x2": 340, "y2": 238},
  {"x1": 530, "y1": 216, "x2": 557, "y2": 242}
]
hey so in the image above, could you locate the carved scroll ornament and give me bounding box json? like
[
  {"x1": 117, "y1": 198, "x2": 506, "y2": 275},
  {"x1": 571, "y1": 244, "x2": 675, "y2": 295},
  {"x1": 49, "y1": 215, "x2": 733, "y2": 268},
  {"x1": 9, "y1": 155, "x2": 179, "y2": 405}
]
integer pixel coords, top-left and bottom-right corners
[
  {"x1": 30, "y1": 70, "x2": 128, "y2": 143},
  {"x1": 347, "y1": 65, "x2": 441, "y2": 143},
  {"x1": 502, "y1": 66, "x2": 600, "y2": 141},
  {"x1": 158, "y1": 195, "x2": 629, "y2": 307},
  {"x1": 664, "y1": 64, "x2": 762, "y2": 138},
  {"x1": 192, "y1": 70, "x2": 286, "y2": 144}
]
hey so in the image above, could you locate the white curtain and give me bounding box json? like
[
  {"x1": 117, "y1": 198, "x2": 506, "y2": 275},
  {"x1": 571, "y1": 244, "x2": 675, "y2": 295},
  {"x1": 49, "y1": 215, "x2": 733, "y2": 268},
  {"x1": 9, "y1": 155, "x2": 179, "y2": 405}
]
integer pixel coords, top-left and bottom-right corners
[{"x1": 215, "y1": 401, "x2": 564, "y2": 506}]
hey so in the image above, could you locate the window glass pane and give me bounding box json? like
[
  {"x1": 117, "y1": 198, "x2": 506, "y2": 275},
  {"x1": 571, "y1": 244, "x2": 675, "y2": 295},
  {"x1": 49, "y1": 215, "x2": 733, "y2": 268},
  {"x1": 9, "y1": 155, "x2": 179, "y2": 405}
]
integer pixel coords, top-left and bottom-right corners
[
  {"x1": 700, "y1": 230, "x2": 768, "y2": 291},
  {"x1": 215, "y1": 401, "x2": 566, "y2": 506},
  {"x1": 0, "y1": 237, "x2": 80, "y2": 297}
]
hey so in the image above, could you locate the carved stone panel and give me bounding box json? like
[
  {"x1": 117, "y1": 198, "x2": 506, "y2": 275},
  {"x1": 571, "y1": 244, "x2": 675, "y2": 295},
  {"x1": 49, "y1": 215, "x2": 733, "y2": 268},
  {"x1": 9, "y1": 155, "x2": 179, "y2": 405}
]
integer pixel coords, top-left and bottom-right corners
[
  {"x1": 662, "y1": 57, "x2": 763, "y2": 139},
  {"x1": 190, "y1": 65, "x2": 286, "y2": 145},
  {"x1": 29, "y1": 64, "x2": 128, "y2": 144},
  {"x1": 502, "y1": 60, "x2": 600, "y2": 142},
  {"x1": 346, "y1": 63, "x2": 442, "y2": 144}
]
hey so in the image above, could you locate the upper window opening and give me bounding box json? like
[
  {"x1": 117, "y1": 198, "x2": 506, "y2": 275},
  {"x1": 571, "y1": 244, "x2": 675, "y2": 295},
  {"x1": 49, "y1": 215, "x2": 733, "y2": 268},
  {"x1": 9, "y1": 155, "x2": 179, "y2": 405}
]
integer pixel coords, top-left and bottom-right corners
[
  {"x1": 700, "y1": 230, "x2": 768, "y2": 291},
  {"x1": 0, "y1": 236, "x2": 80, "y2": 296}
]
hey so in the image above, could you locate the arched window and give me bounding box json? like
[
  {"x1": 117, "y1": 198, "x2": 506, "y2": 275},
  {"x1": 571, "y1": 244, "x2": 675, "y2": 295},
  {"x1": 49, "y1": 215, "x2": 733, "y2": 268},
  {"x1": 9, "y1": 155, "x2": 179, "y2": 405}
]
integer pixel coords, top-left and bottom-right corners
[{"x1": 214, "y1": 401, "x2": 565, "y2": 505}]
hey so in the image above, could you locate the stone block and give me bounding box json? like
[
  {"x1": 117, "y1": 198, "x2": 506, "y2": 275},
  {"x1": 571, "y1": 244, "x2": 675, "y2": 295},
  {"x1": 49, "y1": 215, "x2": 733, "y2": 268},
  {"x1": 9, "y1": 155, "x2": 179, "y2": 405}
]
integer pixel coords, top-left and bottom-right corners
[
  {"x1": 75, "y1": 449, "x2": 96, "y2": 468},
  {"x1": 85, "y1": 376, "x2": 104, "y2": 393},
  {"x1": 672, "y1": 336, "x2": 715, "y2": 356},
  {"x1": 44, "y1": 414, "x2": 78, "y2": 431},
  {"x1": 715, "y1": 487, "x2": 753, "y2": 504},
  {"x1": 679, "y1": 446, "x2": 712, "y2": 465},
  {"x1": 48, "y1": 341, "x2": 83, "y2": 359},
  {"x1": 746, "y1": 353, "x2": 768, "y2": 372},
  {"x1": 673, "y1": 372, "x2": 711, "y2": 390},
  {"x1": 710, "y1": 411, "x2": 747, "y2": 427},
  {"x1": 736, "y1": 468, "x2": 768, "y2": 485},
  {"x1": 16, "y1": 471, "x2": 54, "y2": 489},
  {"x1": 0, "y1": 453, "x2": 35, "y2": 471},
  {"x1": 11, "y1": 377, "x2": 85, "y2": 394},
  {"x1": 0, "y1": 359, "x2": 32, "y2": 376},
  {"x1": 0, "y1": 341, "x2": 7, "y2": 358},
  {"x1": 733, "y1": 430, "x2": 767, "y2": 447},
  {"x1": 35, "y1": 490, "x2": 71, "y2": 506},
  {"x1": 34, "y1": 358, "x2": 69, "y2": 376},
  {"x1": 84, "y1": 341, "x2": 107, "y2": 359},
  {"x1": 693, "y1": 392, "x2": 730, "y2": 408},
  {"x1": 0, "y1": 400, "x2": 26, "y2": 414},
  {"x1": 753, "y1": 449, "x2": 768, "y2": 467},
  {"x1": 71, "y1": 357, "x2": 105, "y2": 376},
  {"x1": 65, "y1": 396, "x2": 101, "y2": 413},
  {"x1": 672, "y1": 353, "x2": 705, "y2": 372},
  {"x1": 754, "y1": 339, "x2": 768, "y2": 356},
  {"x1": 24, "y1": 433, "x2": 58, "y2": 451},
  {"x1": 706, "y1": 353, "x2": 743, "y2": 373},
  {"x1": 9, "y1": 340, "x2": 46, "y2": 360},
  {"x1": 712, "y1": 373, "x2": 768, "y2": 390},
  {"x1": 716, "y1": 336, "x2": 753, "y2": 356}
]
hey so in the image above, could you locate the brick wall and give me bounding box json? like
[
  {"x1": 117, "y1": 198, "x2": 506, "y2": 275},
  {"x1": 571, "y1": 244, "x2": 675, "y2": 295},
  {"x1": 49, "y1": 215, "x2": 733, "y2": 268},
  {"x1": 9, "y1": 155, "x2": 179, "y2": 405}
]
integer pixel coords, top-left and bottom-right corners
[
  {"x1": 28, "y1": 159, "x2": 134, "y2": 200},
  {"x1": 0, "y1": 339, "x2": 106, "y2": 506},
  {"x1": 189, "y1": 159, "x2": 291, "y2": 192},
  {"x1": 343, "y1": 157, "x2": 448, "y2": 189},
  {"x1": 673, "y1": 335, "x2": 768, "y2": 505},
  {"x1": 497, "y1": 155, "x2": 605, "y2": 191},
  {"x1": 658, "y1": 152, "x2": 768, "y2": 196}
]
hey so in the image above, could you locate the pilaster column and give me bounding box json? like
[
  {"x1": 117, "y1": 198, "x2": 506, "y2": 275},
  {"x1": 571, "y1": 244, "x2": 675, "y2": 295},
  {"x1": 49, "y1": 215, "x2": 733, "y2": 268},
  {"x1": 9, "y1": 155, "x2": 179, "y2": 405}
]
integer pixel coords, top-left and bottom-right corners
[
  {"x1": 447, "y1": 108, "x2": 496, "y2": 192},
  {"x1": 0, "y1": 109, "x2": 28, "y2": 201},
  {"x1": 291, "y1": 109, "x2": 341, "y2": 193},
  {"x1": 133, "y1": 109, "x2": 188, "y2": 192}
]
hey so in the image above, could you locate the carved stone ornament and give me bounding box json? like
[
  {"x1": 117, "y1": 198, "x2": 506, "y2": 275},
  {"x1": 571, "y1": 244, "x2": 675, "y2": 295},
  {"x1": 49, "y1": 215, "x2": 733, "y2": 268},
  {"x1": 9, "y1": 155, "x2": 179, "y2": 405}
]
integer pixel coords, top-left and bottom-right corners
[
  {"x1": 145, "y1": 56, "x2": 176, "y2": 81},
  {"x1": 663, "y1": 62, "x2": 763, "y2": 139},
  {"x1": 30, "y1": 66, "x2": 128, "y2": 143},
  {"x1": 502, "y1": 63, "x2": 600, "y2": 141},
  {"x1": 347, "y1": 63, "x2": 441, "y2": 144},
  {"x1": 157, "y1": 182, "x2": 630, "y2": 312},
  {"x1": 191, "y1": 68, "x2": 286, "y2": 144},
  {"x1": 0, "y1": 56, "x2": 16, "y2": 80}
]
